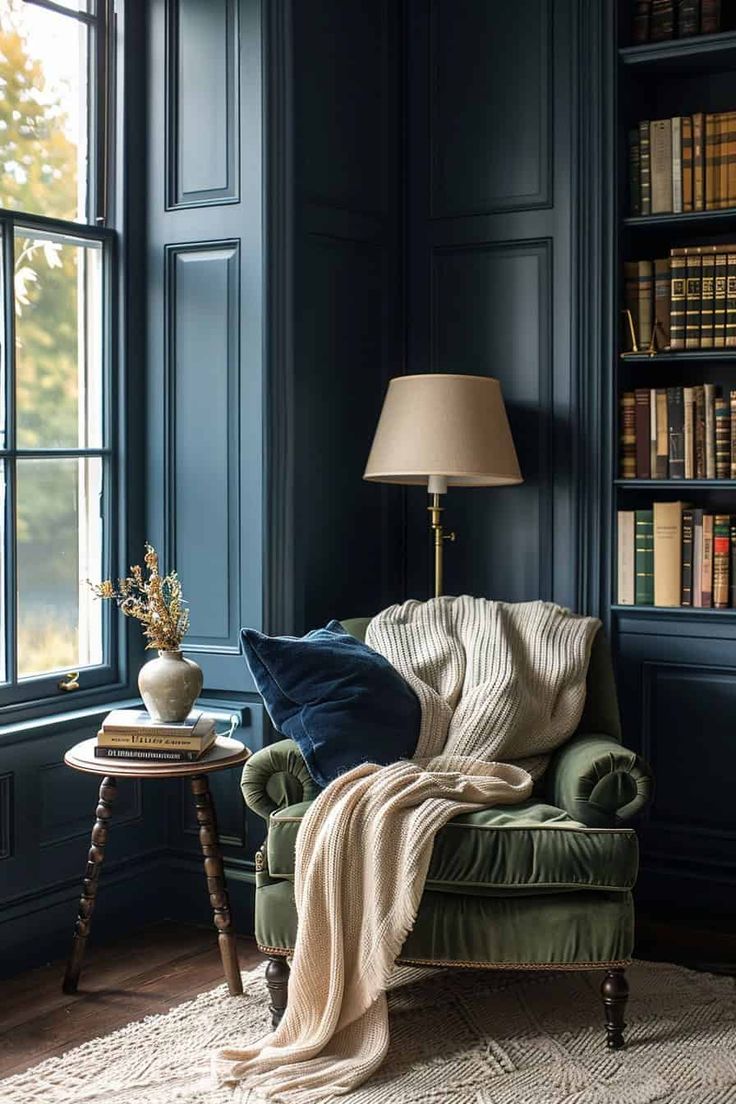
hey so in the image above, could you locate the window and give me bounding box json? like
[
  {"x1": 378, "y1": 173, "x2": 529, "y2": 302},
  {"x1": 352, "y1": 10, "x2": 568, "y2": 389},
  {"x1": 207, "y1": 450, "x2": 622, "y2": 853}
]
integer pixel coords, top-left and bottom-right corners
[{"x1": 0, "y1": 0, "x2": 115, "y2": 709}]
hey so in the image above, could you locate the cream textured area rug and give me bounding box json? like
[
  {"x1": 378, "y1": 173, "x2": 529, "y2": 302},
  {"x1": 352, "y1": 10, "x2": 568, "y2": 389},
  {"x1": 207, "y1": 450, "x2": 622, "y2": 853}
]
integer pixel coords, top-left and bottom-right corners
[{"x1": 2, "y1": 960, "x2": 734, "y2": 1104}]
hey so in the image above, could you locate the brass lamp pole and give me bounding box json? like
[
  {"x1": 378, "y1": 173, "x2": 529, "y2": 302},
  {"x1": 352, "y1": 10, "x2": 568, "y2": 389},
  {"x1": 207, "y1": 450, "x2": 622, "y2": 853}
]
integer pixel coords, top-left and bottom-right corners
[
  {"x1": 363, "y1": 374, "x2": 523, "y2": 598},
  {"x1": 427, "y1": 477, "x2": 455, "y2": 598}
]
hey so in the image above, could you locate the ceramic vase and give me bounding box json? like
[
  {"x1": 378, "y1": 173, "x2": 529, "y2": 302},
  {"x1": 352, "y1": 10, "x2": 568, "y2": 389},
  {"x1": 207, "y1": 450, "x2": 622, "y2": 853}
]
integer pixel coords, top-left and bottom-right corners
[{"x1": 138, "y1": 650, "x2": 203, "y2": 723}]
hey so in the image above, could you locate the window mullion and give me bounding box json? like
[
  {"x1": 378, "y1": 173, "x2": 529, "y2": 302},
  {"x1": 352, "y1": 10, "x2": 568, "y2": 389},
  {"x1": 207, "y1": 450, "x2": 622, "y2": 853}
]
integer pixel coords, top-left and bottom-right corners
[{"x1": 2, "y1": 221, "x2": 17, "y2": 686}]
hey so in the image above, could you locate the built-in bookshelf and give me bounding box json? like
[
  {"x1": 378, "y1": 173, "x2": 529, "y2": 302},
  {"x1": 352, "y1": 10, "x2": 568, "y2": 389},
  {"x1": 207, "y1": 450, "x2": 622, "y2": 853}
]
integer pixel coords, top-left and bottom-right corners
[{"x1": 615, "y1": 3, "x2": 736, "y2": 617}]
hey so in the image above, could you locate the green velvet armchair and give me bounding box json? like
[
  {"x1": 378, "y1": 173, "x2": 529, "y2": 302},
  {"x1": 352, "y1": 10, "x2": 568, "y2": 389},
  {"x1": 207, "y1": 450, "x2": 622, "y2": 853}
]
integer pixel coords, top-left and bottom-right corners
[{"x1": 240, "y1": 617, "x2": 653, "y2": 1049}]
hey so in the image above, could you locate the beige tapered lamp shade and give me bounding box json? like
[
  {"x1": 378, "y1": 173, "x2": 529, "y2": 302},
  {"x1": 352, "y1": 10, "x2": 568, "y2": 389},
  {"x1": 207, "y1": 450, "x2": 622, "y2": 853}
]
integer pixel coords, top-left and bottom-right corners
[
  {"x1": 364, "y1": 374, "x2": 523, "y2": 598},
  {"x1": 364, "y1": 374, "x2": 522, "y2": 489}
]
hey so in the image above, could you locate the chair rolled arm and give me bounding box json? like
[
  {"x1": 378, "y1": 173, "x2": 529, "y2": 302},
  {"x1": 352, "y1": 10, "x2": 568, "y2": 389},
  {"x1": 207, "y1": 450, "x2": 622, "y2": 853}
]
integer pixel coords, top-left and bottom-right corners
[
  {"x1": 241, "y1": 738, "x2": 321, "y2": 822},
  {"x1": 547, "y1": 733, "x2": 653, "y2": 828}
]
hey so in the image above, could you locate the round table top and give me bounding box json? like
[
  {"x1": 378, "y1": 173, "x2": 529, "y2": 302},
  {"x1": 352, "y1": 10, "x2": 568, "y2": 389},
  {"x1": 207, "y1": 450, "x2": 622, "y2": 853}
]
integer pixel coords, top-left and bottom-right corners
[{"x1": 64, "y1": 735, "x2": 251, "y2": 778}]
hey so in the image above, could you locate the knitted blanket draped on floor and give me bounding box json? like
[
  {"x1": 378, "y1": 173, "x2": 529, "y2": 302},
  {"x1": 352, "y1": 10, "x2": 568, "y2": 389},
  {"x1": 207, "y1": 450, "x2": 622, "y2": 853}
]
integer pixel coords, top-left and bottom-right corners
[{"x1": 214, "y1": 597, "x2": 600, "y2": 1104}]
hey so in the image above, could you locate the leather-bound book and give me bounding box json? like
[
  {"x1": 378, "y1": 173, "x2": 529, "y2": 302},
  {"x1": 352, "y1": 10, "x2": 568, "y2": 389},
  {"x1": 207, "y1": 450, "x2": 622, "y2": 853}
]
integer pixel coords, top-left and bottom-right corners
[
  {"x1": 683, "y1": 386, "x2": 695, "y2": 479},
  {"x1": 676, "y1": 0, "x2": 700, "y2": 35},
  {"x1": 617, "y1": 512, "x2": 635, "y2": 606},
  {"x1": 650, "y1": 387, "x2": 658, "y2": 476},
  {"x1": 700, "y1": 248, "x2": 716, "y2": 347},
  {"x1": 682, "y1": 115, "x2": 693, "y2": 211},
  {"x1": 633, "y1": 0, "x2": 653, "y2": 41},
  {"x1": 672, "y1": 116, "x2": 683, "y2": 213},
  {"x1": 654, "y1": 258, "x2": 671, "y2": 347},
  {"x1": 635, "y1": 510, "x2": 655, "y2": 605},
  {"x1": 654, "y1": 501, "x2": 684, "y2": 606},
  {"x1": 730, "y1": 518, "x2": 736, "y2": 607},
  {"x1": 651, "y1": 119, "x2": 674, "y2": 212},
  {"x1": 701, "y1": 513, "x2": 714, "y2": 608},
  {"x1": 713, "y1": 515, "x2": 731, "y2": 608},
  {"x1": 705, "y1": 113, "x2": 718, "y2": 208},
  {"x1": 693, "y1": 508, "x2": 704, "y2": 607},
  {"x1": 727, "y1": 111, "x2": 736, "y2": 207},
  {"x1": 715, "y1": 396, "x2": 731, "y2": 478},
  {"x1": 669, "y1": 248, "x2": 687, "y2": 348},
  {"x1": 628, "y1": 128, "x2": 641, "y2": 215},
  {"x1": 730, "y1": 389, "x2": 736, "y2": 476},
  {"x1": 638, "y1": 259, "x2": 654, "y2": 347},
  {"x1": 656, "y1": 388, "x2": 670, "y2": 478},
  {"x1": 651, "y1": 0, "x2": 676, "y2": 38},
  {"x1": 714, "y1": 251, "x2": 728, "y2": 346},
  {"x1": 693, "y1": 112, "x2": 705, "y2": 211},
  {"x1": 681, "y1": 508, "x2": 694, "y2": 606},
  {"x1": 667, "y1": 386, "x2": 685, "y2": 479},
  {"x1": 620, "y1": 393, "x2": 637, "y2": 479},
  {"x1": 639, "y1": 120, "x2": 652, "y2": 215},
  {"x1": 727, "y1": 249, "x2": 736, "y2": 347},
  {"x1": 635, "y1": 389, "x2": 651, "y2": 478},
  {"x1": 704, "y1": 382, "x2": 717, "y2": 478},
  {"x1": 701, "y1": 0, "x2": 721, "y2": 33},
  {"x1": 694, "y1": 384, "x2": 706, "y2": 478},
  {"x1": 719, "y1": 112, "x2": 730, "y2": 210},
  {"x1": 685, "y1": 249, "x2": 702, "y2": 348}
]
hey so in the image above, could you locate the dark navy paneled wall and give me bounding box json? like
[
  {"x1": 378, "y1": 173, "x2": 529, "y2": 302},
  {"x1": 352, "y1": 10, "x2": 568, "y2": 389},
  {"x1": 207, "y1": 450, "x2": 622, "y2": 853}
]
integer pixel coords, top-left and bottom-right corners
[{"x1": 404, "y1": 0, "x2": 586, "y2": 608}]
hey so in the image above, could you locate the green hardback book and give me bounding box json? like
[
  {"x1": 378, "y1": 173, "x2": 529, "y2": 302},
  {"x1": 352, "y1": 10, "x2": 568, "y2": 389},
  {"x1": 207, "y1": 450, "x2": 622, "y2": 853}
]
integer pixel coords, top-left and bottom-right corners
[{"x1": 635, "y1": 509, "x2": 655, "y2": 605}]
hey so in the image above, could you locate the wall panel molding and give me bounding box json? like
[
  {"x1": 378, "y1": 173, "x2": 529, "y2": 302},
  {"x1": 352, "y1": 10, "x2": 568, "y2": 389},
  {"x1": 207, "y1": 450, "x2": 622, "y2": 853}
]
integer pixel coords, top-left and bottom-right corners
[
  {"x1": 0, "y1": 773, "x2": 12, "y2": 860},
  {"x1": 165, "y1": 0, "x2": 241, "y2": 208},
  {"x1": 163, "y1": 240, "x2": 242, "y2": 655},
  {"x1": 429, "y1": 238, "x2": 554, "y2": 600},
  {"x1": 429, "y1": 0, "x2": 552, "y2": 219}
]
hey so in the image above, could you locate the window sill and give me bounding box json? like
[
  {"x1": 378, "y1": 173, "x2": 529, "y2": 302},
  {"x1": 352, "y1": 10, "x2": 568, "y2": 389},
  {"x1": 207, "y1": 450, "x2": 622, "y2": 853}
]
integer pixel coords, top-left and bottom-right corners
[{"x1": 0, "y1": 693, "x2": 142, "y2": 747}]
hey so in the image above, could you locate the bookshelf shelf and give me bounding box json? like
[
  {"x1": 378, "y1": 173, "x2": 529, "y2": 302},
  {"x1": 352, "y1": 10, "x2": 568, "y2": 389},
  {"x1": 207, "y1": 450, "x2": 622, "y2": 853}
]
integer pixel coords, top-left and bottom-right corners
[
  {"x1": 623, "y1": 208, "x2": 736, "y2": 230},
  {"x1": 619, "y1": 31, "x2": 736, "y2": 74},
  {"x1": 620, "y1": 351, "x2": 736, "y2": 362},
  {"x1": 615, "y1": 479, "x2": 736, "y2": 488},
  {"x1": 611, "y1": 603, "x2": 736, "y2": 617}
]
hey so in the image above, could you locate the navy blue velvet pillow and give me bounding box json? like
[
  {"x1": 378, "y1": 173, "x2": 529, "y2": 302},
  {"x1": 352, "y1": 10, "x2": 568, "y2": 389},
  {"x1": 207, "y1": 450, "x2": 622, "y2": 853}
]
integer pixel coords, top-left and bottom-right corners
[{"x1": 241, "y1": 620, "x2": 420, "y2": 787}]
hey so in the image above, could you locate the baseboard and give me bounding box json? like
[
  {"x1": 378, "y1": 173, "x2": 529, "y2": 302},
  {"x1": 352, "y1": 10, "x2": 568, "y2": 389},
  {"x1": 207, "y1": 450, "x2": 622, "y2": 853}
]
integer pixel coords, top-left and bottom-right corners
[
  {"x1": 0, "y1": 853, "x2": 170, "y2": 977},
  {"x1": 164, "y1": 851, "x2": 256, "y2": 933}
]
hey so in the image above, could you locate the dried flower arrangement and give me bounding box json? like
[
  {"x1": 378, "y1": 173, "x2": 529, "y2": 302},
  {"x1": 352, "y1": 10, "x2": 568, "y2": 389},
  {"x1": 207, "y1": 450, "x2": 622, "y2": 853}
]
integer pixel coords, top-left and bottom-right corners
[{"x1": 90, "y1": 543, "x2": 190, "y2": 652}]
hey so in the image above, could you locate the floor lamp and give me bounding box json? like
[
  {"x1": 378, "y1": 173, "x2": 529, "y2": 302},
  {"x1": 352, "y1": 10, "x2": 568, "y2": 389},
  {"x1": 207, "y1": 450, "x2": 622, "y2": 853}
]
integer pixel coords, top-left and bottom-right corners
[{"x1": 363, "y1": 374, "x2": 523, "y2": 598}]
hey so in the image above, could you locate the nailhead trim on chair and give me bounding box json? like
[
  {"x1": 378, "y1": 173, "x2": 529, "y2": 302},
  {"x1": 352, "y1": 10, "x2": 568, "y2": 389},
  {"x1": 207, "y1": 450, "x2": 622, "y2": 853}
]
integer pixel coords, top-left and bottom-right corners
[{"x1": 256, "y1": 943, "x2": 631, "y2": 971}]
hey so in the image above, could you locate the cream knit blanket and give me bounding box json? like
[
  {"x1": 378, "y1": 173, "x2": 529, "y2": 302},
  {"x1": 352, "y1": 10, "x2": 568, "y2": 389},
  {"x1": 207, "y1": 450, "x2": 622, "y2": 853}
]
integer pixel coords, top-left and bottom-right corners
[{"x1": 214, "y1": 597, "x2": 600, "y2": 1103}]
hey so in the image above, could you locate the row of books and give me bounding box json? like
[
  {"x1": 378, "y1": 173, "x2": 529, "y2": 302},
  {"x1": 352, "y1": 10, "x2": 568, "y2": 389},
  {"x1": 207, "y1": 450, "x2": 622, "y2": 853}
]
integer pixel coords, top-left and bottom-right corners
[
  {"x1": 617, "y1": 503, "x2": 736, "y2": 607},
  {"x1": 94, "y1": 709, "x2": 216, "y2": 762},
  {"x1": 633, "y1": 0, "x2": 724, "y2": 42},
  {"x1": 623, "y1": 247, "x2": 736, "y2": 352},
  {"x1": 620, "y1": 385, "x2": 736, "y2": 479},
  {"x1": 628, "y1": 112, "x2": 736, "y2": 216}
]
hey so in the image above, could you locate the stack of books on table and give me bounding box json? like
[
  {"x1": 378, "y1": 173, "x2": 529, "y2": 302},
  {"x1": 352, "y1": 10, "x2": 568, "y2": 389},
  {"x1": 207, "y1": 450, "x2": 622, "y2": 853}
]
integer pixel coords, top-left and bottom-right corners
[{"x1": 95, "y1": 710, "x2": 216, "y2": 762}]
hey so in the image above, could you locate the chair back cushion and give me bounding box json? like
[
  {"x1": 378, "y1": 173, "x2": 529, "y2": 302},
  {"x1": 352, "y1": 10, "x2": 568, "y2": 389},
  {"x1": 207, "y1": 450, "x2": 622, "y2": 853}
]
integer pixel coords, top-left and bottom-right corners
[{"x1": 241, "y1": 620, "x2": 421, "y2": 787}]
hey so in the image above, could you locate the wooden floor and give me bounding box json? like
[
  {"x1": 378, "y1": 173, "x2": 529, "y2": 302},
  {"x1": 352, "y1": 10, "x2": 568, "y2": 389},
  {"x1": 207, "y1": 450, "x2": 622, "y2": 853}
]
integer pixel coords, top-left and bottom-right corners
[
  {"x1": 2, "y1": 919, "x2": 734, "y2": 1082},
  {"x1": 0, "y1": 922, "x2": 264, "y2": 1080}
]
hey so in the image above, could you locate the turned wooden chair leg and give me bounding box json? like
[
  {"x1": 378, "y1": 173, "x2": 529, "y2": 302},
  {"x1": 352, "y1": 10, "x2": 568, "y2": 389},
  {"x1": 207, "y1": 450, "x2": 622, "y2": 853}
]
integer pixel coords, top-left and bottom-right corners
[
  {"x1": 191, "y1": 774, "x2": 243, "y2": 996},
  {"x1": 266, "y1": 955, "x2": 290, "y2": 1028},
  {"x1": 601, "y1": 967, "x2": 629, "y2": 1049},
  {"x1": 62, "y1": 776, "x2": 117, "y2": 994}
]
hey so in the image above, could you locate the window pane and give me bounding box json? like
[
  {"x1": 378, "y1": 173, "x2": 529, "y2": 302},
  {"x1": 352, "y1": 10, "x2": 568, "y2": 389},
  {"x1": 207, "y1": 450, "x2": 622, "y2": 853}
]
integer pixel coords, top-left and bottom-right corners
[
  {"x1": 0, "y1": 1, "x2": 90, "y2": 222},
  {"x1": 15, "y1": 231, "x2": 103, "y2": 448},
  {"x1": 17, "y1": 457, "x2": 103, "y2": 678}
]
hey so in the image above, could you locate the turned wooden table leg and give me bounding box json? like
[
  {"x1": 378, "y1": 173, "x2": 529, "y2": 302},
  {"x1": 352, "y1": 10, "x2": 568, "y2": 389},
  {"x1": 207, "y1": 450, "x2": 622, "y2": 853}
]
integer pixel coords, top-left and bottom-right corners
[
  {"x1": 62, "y1": 776, "x2": 117, "y2": 994},
  {"x1": 601, "y1": 967, "x2": 629, "y2": 1049},
  {"x1": 191, "y1": 774, "x2": 243, "y2": 996}
]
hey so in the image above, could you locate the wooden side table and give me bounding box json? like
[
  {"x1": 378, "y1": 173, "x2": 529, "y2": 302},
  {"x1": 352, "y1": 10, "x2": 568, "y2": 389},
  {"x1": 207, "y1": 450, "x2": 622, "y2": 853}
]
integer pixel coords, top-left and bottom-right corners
[{"x1": 61, "y1": 735, "x2": 251, "y2": 997}]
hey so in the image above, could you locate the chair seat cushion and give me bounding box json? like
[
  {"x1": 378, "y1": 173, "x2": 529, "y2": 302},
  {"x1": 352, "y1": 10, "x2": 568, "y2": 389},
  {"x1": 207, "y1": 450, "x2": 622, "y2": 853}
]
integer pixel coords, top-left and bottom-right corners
[{"x1": 267, "y1": 798, "x2": 639, "y2": 896}]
